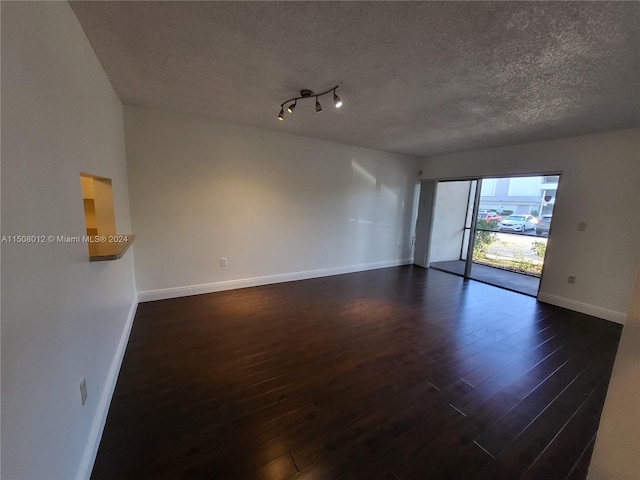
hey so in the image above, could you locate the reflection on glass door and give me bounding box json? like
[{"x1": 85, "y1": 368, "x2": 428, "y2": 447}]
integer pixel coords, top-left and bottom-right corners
[{"x1": 428, "y1": 180, "x2": 478, "y2": 277}]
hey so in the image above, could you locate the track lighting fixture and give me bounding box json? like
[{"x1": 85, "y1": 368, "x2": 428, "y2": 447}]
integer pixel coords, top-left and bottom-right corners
[{"x1": 277, "y1": 85, "x2": 342, "y2": 120}]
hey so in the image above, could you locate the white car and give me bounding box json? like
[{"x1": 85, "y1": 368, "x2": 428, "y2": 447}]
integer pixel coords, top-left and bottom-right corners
[{"x1": 498, "y1": 214, "x2": 537, "y2": 232}]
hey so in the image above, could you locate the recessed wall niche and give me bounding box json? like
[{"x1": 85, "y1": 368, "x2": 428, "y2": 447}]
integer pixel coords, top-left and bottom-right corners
[
  {"x1": 80, "y1": 173, "x2": 115, "y2": 237},
  {"x1": 80, "y1": 173, "x2": 134, "y2": 261}
]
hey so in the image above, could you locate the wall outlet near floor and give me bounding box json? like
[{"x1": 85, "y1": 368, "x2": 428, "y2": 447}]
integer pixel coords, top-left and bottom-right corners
[
  {"x1": 220, "y1": 258, "x2": 228, "y2": 267},
  {"x1": 79, "y1": 377, "x2": 88, "y2": 406},
  {"x1": 567, "y1": 276, "x2": 576, "y2": 285}
]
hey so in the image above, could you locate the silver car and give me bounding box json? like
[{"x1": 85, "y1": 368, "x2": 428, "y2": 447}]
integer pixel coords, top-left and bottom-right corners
[
  {"x1": 498, "y1": 214, "x2": 537, "y2": 232},
  {"x1": 536, "y1": 214, "x2": 553, "y2": 236}
]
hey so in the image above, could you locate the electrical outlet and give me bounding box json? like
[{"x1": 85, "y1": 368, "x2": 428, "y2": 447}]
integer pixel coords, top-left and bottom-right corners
[
  {"x1": 567, "y1": 276, "x2": 576, "y2": 285},
  {"x1": 220, "y1": 258, "x2": 228, "y2": 267},
  {"x1": 79, "y1": 377, "x2": 88, "y2": 406}
]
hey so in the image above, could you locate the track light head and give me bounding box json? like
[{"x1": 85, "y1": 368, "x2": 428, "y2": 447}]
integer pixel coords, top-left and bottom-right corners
[
  {"x1": 333, "y1": 89, "x2": 342, "y2": 108},
  {"x1": 278, "y1": 107, "x2": 284, "y2": 120},
  {"x1": 315, "y1": 97, "x2": 322, "y2": 113},
  {"x1": 287, "y1": 101, "x2": 296, "y2": 114}
]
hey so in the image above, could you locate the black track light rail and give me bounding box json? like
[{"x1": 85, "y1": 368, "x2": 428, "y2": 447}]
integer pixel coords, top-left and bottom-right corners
[
  {"x1": 278, "y1": 85, "x2": 342, "y2": 120},
  {"x1": 279, "y1": 85, "x2": 339, "y2": 109}
]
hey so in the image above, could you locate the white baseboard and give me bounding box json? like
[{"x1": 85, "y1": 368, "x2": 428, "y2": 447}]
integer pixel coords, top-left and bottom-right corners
[
  {"x1": 537, "y1": 292, "x2": 626, "y2": 324},
  {"x1": 138, "y1": 259, "x2": 413, "y2": 303},
  {"x1": 76, "y1": 298, "x2": 138, "y2": 480}
]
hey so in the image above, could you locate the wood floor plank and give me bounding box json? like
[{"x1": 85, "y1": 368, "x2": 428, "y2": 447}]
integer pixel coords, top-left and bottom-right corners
[
  {"x1": 472, "y1": 355, "x2": 615, "y2": 479},
  {"x1": 474, "y1": 351, "x2": 597, "y2": 458},
  {"x1": 90, "y1": 266, "x2": 621, "y2": 480},
  {"x1": 520, "y1": 381, "x2": 613, "y2": 480}
]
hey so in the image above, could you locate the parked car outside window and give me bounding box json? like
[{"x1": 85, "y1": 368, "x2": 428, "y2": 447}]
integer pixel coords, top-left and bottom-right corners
[
  {"x1": 477, "y1": 210, "x2": 502, "y2": 222},
  {"x1": 536, "y1": 214, "x2": 553, "y2": 236},
  {"x1": 498, "y1": 214, "x2": 537, "y2": 233}
]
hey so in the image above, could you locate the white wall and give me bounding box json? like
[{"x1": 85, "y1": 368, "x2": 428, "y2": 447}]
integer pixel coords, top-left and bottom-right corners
[
  {"x1": 124, "y1": 106, "x2": 418, "y2": 300},
  {"x1": 1, "y1": 3, "x2": 137, "y2": 479},
  {"x1": 588, "y1": 263, "x2": 640, "y2": 479},
  {"x1": 419, "y1": 129, "x2": 640, "y2": 323}
]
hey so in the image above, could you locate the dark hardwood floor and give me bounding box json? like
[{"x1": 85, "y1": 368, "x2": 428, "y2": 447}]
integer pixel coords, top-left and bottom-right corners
[{"x1": 91, "y1": 266, "x2": 621, "y2": 480}]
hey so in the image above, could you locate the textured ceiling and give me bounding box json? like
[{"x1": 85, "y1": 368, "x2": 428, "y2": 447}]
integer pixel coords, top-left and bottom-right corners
[{"x1": 69, "y1": 1, "x2": 640, "y2": 157}]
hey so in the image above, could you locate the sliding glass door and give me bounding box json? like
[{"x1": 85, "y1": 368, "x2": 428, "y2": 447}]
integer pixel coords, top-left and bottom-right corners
[{"x1": 422, "y1": 174, "x2": 559, "y2": 296}]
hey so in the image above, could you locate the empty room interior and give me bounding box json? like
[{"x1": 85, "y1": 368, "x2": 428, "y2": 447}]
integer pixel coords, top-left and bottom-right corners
[{"x1": 2, "y1": 2, "x2": 639, "y2": 480}]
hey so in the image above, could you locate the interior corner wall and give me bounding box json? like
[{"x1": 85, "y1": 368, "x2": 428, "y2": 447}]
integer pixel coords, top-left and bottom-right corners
[
  {"x1": 418, "y1": 129, "x2": 640, "y2": 323},
  {"x1": 1, "y1": 3, "x2": 137, "y2": 479},
  {"x1": 587, "y1": 263, "x2": 640, "y2": 480},
  {"x1": 124, "y1": 106, "x2": 419, "y2": 300}
]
